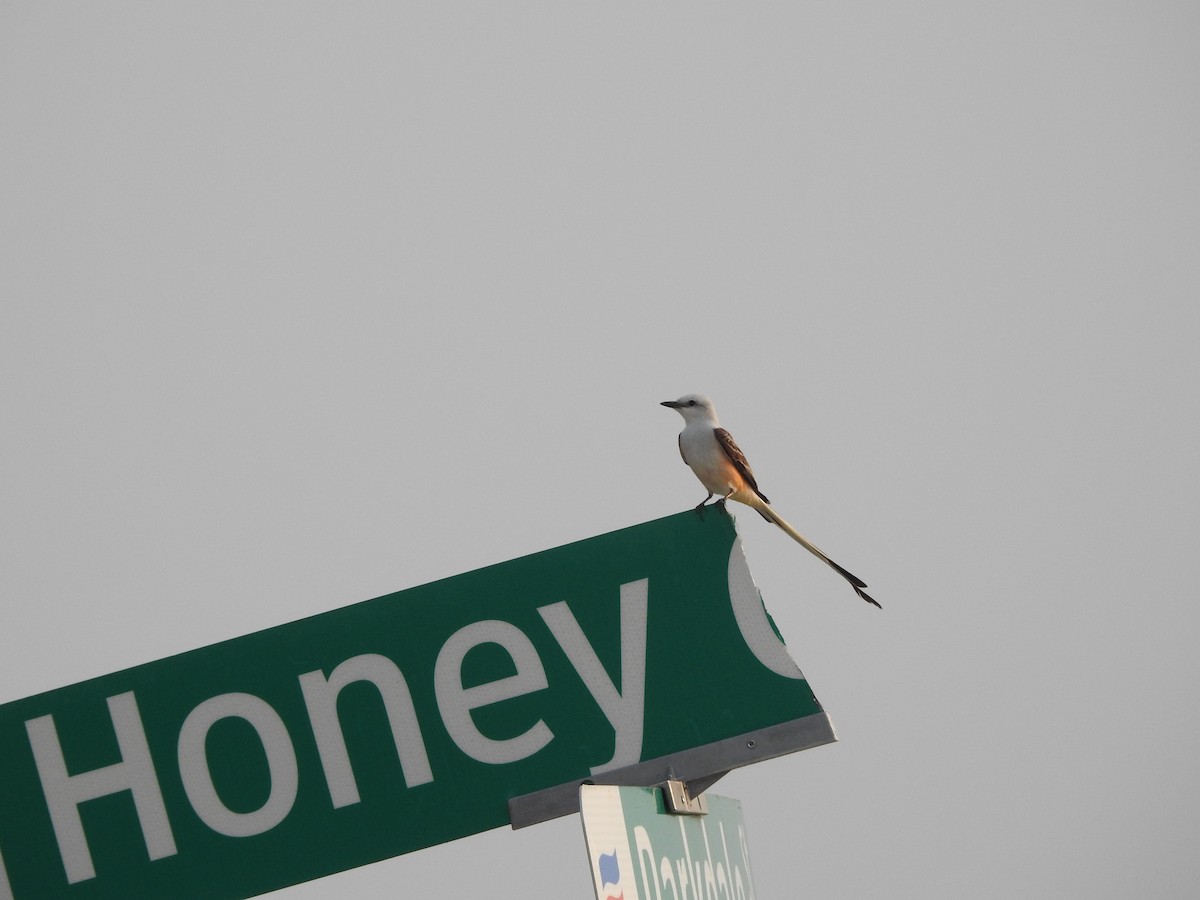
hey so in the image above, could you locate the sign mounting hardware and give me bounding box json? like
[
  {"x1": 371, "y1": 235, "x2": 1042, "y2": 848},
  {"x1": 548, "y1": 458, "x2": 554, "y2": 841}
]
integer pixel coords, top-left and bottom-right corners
[{"x1": 661, "y1": 778, "x2": 709, "y2": 816}]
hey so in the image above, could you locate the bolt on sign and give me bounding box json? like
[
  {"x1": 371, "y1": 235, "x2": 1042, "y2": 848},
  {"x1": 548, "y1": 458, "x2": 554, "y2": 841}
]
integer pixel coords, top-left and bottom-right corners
[{"x1": 0, "y1": 509, "x2": 834, "y2": 899}]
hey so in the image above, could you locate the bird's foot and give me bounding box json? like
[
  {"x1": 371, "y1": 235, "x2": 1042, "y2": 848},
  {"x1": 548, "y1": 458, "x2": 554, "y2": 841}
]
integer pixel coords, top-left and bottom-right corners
[{"x1": 694, "y1": 498, "x2": 728, "y2": 519}]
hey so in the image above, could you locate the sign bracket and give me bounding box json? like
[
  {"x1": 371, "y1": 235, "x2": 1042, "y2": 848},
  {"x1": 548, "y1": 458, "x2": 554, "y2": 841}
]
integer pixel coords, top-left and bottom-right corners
[
  {"x1": 509, "y1": 711, "x2": 836, "y2": 829},
  {"x1": 660, "y1": 778, "x2": 708, "y2": 816}
]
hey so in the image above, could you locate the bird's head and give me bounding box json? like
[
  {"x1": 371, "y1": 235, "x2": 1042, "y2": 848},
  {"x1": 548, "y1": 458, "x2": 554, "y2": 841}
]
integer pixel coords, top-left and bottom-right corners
[{"x1": 660, "y1": 394, "x2": 718, "y2": 424}]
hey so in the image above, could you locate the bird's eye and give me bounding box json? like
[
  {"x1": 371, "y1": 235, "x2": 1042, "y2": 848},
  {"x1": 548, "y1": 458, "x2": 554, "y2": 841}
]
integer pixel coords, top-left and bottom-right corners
[{"x1": 687, "y1": 399, "x2": 696, "y2": 406}]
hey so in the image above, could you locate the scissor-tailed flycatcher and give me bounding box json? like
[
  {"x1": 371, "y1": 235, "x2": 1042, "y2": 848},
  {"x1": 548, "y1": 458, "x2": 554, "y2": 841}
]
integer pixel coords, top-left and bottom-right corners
[{"x1": 661, "y1": 394, "x2": 880, "y2": 608}]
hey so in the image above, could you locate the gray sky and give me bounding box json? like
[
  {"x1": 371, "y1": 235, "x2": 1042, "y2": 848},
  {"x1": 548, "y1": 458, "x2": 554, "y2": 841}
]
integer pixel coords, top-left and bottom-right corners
[{"x1": 2, "y1": 3, "x2": 1198, "y2": 897}]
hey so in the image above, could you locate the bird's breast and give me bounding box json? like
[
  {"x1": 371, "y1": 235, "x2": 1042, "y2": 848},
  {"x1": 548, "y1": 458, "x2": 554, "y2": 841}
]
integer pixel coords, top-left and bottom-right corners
[{"x1": 679, "y1": 426, "x2": 742, "y2": 494}]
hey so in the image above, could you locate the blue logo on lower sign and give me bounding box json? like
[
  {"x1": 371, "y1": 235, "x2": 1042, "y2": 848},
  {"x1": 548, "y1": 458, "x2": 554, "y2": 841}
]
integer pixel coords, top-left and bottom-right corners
[{"x1": 598, "y1": 850, "x2": 624, "y2": 900}]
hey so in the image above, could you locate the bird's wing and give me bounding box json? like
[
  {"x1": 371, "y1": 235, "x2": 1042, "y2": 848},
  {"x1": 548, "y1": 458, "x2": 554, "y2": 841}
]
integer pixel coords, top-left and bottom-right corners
[{"x1": 714, "y1": 427, "x2": 770, "y2": 504}]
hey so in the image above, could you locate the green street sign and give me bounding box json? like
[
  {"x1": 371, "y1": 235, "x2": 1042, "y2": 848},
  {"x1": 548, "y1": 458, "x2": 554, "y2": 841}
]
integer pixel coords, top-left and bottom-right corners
[
  {"x1": 579, "y1": 784, "x2": 756, "y2": 900},
  {"x1": 0, "y1": 509, "x2": 833, "y2": 899}
]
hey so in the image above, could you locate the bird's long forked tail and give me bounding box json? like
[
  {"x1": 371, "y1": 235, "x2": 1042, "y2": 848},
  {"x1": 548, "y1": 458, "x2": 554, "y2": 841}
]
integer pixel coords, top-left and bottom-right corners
[{"x1": 750, "y1": 498, "x2": 881, "y2": 609}]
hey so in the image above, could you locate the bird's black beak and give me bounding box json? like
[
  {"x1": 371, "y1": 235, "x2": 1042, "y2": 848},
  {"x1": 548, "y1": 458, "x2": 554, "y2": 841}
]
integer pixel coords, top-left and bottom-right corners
[{"x1": 660, "y1": 400, "x2": 681, "y2": 408}]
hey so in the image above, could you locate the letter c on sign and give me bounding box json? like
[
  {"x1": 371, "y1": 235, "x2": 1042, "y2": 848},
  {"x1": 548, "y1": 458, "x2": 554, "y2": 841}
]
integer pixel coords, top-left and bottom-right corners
[{"x1": 727, "y1": 538, "x2": 804, "y2": 679}]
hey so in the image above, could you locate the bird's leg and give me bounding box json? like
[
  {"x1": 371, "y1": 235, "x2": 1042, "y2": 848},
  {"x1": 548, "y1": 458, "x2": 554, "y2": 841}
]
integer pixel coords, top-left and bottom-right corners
[
  {"x1": 716, "y1": 487, "x2": 736, "y2": 510},
  {"x1": 694, "y1": 493, "x2": 714, "y2": 517}
]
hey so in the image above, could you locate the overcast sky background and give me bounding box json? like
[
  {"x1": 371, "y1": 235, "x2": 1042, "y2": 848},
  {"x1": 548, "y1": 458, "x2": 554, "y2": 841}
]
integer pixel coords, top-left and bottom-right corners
[{"x1": 2, "y1": 4, "x2": 1198, "y2": 898}]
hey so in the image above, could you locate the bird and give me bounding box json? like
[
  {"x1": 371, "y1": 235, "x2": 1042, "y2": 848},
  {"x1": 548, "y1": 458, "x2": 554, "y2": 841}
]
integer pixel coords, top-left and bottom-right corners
[{"x1": 661, "y1": 393, "x2": 880, "y2": 608}]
